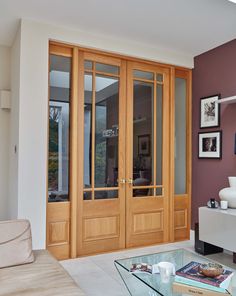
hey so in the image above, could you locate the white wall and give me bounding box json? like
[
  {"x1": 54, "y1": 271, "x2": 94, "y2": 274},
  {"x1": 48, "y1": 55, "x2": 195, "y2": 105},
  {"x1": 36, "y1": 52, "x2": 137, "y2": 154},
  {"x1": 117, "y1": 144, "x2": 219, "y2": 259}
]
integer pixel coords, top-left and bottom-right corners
[
  {"x1": 9, "y1": 27, "x2": 21, "y2": 220},
  {"x1": 0, "y1": 46, "x2": 10, "y2": 220},
  {"x1": 13, "y1": 19, "x2": 193, "y2": 249}
]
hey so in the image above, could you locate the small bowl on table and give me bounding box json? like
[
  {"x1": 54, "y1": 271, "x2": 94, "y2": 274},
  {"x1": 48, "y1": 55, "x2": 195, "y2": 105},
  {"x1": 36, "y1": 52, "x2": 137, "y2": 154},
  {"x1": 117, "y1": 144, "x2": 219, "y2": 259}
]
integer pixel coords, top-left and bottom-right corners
[{"x1": 199, "y1": 263, "x2": 223, "y2": 278}]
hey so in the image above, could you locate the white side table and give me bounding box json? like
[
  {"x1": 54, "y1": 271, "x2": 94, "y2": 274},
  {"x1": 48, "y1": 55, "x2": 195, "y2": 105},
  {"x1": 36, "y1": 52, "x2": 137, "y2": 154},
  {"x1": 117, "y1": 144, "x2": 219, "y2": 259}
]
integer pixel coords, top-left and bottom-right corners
[{"x1": 199, "y1": 206, "x2": 236, "y2": 262}]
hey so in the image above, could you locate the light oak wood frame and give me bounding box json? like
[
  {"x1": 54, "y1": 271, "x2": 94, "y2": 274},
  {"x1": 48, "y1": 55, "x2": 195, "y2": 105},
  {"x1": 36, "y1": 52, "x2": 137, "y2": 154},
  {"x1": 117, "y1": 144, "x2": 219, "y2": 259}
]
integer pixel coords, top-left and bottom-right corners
[
  {"x1": 170, "y1": 68, "x2": 192, "y2": 242},
  {"x1": 76, "y1": 52, "x2": 127, "y2": 256},
  {"x1": 126, "y1": 62, "x2": 171, "y2": 247},
  {"x1": 47, "y1": 44, "x2": 74, "y2": 260},
  {"x1": 47, "y1": 41, "x2": 192, "y2": 259}
]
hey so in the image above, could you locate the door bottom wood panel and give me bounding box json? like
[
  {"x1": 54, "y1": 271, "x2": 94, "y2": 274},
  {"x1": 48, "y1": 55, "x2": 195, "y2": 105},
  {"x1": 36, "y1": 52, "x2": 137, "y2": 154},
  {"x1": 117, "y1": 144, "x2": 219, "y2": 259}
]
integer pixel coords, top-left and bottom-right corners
[
  {"x1": 47, "y1": 202, "x2": 70, "y2": 260},
  {"x1": 174, "y1": 195, "x2": 190, "y2": 241}
]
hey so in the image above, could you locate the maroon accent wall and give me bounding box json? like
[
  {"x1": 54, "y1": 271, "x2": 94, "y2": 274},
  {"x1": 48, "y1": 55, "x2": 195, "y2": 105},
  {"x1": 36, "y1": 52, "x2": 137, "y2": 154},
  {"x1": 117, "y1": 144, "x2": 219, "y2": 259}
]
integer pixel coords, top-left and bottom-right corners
[{"x1": 192, "y1": 39, "x2": 236, "y2": 229}]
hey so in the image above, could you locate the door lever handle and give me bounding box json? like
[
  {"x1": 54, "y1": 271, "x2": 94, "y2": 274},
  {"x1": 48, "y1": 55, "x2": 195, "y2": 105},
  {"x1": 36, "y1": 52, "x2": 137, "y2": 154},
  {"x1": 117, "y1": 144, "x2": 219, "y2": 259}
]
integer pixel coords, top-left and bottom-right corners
[
  {"x1": 127, "y1": 178, "x2": 133, "y2": 184},
  {"x1": 119, "y1": 178, "x2": 126, "y2": 184}
]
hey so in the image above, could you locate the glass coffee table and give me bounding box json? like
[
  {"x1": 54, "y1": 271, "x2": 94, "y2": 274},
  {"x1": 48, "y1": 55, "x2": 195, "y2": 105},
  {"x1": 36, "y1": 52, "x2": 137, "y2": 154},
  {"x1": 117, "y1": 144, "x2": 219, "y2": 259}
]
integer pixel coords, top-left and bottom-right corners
[{"x1": 114, "y1": 249, "x2": 236, "y2": 296}]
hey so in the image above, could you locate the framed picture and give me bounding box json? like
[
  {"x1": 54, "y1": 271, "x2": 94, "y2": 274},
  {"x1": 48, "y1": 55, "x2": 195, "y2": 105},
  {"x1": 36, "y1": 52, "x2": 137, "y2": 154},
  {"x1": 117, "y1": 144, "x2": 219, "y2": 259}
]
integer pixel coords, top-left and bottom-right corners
[
  {"x1": 200, "y1": 94, "x2": 220, "y2": 128},
  {"x1": 198, "y1": 131, "x2": 222, "y2": 159},
  {"x1": 234, "y1": 133, "x2": 236, "y2": 155},
  {"x1": 138, "y1": 135, "x2": 150, "y2": 156}
]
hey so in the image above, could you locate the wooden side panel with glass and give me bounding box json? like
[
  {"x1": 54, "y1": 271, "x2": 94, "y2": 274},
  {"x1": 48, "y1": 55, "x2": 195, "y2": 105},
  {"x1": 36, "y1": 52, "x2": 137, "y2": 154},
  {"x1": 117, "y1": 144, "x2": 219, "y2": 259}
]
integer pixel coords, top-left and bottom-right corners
[
  {"x1": 173, "y1": 69, "x2": 192, "y2": 241},
  {"x1": 47, "y1": 45, "x2": 72, "y2": 259},
  {"x1": 126, "y1": 62, "x2": 170, "y2": 248}
]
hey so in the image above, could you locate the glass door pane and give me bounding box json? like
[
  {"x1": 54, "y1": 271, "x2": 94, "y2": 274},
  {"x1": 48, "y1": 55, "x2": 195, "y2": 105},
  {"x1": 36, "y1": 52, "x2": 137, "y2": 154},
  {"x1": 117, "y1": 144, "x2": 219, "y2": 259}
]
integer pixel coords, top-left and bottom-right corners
[
  {"x1": 95, "y1": 75, "x2": 119, "y2": 189},
  {"x1": 48, "y1": 55, "x2": 71, "y2": 202},
  {"x1": 126, "y1": 62, "x2": 169, "y2": 249},
  {"x1": 133, "y1": 80, "x2": 154, "y2": 197},
  {"x1": 132, "y1": 70, "x2": 164, "y2": 197},
  {"x1": 156, "y1": 83, "x2": 163, "y2": 196},
  {"x1": 83, "y1": 61, "x2": 120, "y2": 200},
  {"x1": 84, "y1": 73, "x2": 93, "y2": 190},
  {"x1": 175, "y1": 77, "x2": 187, "y2": 195},
  {"x1": 78, "y1": 55, "x2": 126, "y2": 256}
]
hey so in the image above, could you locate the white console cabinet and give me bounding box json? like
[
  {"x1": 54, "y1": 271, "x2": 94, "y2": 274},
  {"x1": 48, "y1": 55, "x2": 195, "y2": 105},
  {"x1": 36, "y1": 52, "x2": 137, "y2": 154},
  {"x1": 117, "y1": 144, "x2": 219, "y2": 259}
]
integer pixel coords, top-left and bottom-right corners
[{"x1": 199, "y1": 206, "x2": 236, "y2": 253}]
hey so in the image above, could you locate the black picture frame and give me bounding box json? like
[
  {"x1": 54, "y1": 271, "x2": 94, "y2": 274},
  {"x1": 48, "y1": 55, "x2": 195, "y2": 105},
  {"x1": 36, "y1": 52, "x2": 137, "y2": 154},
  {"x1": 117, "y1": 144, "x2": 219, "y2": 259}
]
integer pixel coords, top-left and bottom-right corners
[
  {"x1": 198, "y1": 131, "x2": 222, "y2": 159},
  {"x1": 234, "y1": 133, "x2": 236, "y2": 155},
  {"x1": 200, "y1": 94, "x2": 220, "y2": 128},
  {"x1": 138, "y1": 135, "x2": 150, "y2": 156}
]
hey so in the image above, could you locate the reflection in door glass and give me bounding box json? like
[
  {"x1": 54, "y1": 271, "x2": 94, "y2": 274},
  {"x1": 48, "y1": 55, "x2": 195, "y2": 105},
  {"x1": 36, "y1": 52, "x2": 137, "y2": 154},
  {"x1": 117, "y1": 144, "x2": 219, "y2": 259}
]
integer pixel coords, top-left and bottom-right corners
[
  {"x1": 95, "y1": 75, "x2": 119, "y2": 190},
  {"x1": 83, "y1": 191, "x2": 92, "y2": 200},
  {"x1": 84, "y1": 60, "x2": 92, "y2": 70},
  {"x1": 156, "y1": 84, "x2": 163, "y2": 186},
  {"x1": 175, "y1": 78, "x2": 187, "y2": 195},
  {"x1": 156, "y1": 187, "x2": 163, "y2": 196},
  {"x1": 84, "y1": 73, "x2": 93, "y2": 190},
  {"x1": 133, "y1": 188, "x2": 154, "y2": 197},
  {"x1": 133, "y1": 81, "x2": 154, "y2": 194},
  {"x1": 95, "y1": 190, "x2": 118, "y2": 199},
  {"x1": 48, "y1": 55, "x2": 71, "y2": 202},
  {"x1": 133, "y1": 70, "x2": 154, "y2": 80},
  {"x1": 96, "y1": 63, "x2": 119, "y2": 75},
  {"x1": 156, "y1": 73, "x2": 163, "y2": 83}
]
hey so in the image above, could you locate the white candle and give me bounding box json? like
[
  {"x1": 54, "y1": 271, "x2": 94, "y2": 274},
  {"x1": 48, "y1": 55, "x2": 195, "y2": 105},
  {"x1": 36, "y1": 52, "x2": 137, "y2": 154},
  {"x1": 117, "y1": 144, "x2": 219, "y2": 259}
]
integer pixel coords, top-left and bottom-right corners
[{"x1": 220, "y1": 200, "x2": 228, "y2": 210}]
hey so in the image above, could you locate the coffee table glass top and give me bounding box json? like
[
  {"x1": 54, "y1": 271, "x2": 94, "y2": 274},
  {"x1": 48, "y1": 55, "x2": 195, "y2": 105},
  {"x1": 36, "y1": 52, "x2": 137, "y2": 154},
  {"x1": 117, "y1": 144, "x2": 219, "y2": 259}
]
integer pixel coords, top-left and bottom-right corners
[{"x1": 114, "y1": 249, "x2": 236, "y2": 296}]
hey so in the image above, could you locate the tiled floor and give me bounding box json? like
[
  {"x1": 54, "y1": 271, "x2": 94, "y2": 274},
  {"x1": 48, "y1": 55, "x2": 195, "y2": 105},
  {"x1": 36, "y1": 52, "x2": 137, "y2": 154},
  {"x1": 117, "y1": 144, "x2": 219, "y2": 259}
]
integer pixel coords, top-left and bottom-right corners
[{"x1": 61, "y1": 239, "x2": 236, "y2": 296}]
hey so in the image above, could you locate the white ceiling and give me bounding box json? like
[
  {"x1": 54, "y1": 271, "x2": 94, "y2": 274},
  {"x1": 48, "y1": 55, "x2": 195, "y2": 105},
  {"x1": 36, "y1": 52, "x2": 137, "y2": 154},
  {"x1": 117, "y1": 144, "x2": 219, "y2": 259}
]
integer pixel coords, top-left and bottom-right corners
[{"x1": 0, "y1": 0, "x2": 236, "y2": 57}]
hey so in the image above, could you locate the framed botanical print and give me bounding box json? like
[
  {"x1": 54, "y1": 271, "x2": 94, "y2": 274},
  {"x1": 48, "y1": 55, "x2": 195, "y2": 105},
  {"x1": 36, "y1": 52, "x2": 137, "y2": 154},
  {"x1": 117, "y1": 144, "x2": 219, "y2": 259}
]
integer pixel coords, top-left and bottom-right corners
[
  {"x1": 200, "y1": 94, "x2": 220, "y2": 128},
  {"x1": 198, "y1": 131, "x2": 222, "y2": 159},
  {"x1": 138, "y1": 135, "x2": 150, "y2": 156}
]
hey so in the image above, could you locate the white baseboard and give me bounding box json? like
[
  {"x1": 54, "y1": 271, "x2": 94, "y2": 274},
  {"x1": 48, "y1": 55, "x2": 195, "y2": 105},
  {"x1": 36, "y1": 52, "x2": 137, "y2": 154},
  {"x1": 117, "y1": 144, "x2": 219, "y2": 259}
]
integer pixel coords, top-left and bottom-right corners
[{"x1": 224, "y1": 249, "x2": 233, "y2": 255}]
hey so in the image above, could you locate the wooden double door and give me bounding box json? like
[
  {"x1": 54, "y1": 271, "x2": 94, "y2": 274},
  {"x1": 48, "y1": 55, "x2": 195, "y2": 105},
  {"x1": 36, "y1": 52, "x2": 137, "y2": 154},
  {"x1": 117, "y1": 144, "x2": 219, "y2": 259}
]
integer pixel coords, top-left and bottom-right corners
[
  {"x1": 47, "y1": 44, "x2": 191, "y2": 260},
  {"x1": 76, "y1": 52, "x2": 171, "y2": 256}
]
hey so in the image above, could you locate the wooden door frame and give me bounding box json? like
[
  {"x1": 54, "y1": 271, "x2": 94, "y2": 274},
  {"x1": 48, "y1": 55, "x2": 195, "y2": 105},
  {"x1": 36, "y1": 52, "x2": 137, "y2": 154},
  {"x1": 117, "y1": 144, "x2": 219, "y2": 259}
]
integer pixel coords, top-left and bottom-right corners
[
  {"x1": 125, "y1": 61, "x2": 171, "y2": 247},
  {"x1": 47, "y1": 44, "x2": 73, "y2": 259},
  {"x1": 76, "y1": 52, "x2": 127, "y2": 256},
  {"x1": 47, "y1": 41, "x2": 192, "y2": 259},
  {"x1": 170, "y1": 68, "x2": 192, "y2": 242}
]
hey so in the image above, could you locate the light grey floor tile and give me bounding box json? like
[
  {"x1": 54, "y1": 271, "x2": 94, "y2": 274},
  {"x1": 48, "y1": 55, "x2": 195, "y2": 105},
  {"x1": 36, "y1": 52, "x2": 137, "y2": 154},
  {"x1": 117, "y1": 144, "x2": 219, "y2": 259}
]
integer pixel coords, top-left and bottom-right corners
[{"x1": 207, "y1": 252, "x2": 236, "y2": 269}]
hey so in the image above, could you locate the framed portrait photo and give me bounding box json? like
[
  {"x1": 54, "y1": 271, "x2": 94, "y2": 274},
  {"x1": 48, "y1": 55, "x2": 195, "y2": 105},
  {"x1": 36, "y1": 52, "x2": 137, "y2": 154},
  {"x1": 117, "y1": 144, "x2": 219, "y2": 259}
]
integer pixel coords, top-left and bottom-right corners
[
  {"x1": 200, "y1": 94, "x2": 220, "y2": 128},
  {"x1": 198, "y1": 131, "x2": 222, "y2": 159},
  {"x1": 138, "y1": 134, "x2": 150, "y2": 156}
]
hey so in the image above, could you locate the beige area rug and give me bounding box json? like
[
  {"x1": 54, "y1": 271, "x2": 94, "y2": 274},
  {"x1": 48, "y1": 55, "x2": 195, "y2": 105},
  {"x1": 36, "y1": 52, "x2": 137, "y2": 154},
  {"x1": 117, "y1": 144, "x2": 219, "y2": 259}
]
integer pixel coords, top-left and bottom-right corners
[{"x1": 61, "y1": 240, "x2": 195, "y2": 296}]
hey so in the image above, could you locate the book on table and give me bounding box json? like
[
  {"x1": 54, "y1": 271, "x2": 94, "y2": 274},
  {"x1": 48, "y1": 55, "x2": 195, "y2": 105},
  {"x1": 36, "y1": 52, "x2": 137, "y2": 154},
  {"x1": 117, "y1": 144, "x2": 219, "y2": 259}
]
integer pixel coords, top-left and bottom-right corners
[
  {"x1": 174, "y1": 261, "x2": 233, "y2": 294},
  {"x1": 172, "y1": 282, "x2": 231, "y2": 296}
]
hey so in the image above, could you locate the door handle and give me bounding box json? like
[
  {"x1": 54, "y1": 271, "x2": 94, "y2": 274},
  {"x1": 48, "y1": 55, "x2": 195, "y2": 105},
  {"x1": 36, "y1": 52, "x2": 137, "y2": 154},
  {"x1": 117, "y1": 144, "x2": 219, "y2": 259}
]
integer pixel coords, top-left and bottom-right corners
[
  {"x1": 127, "y1": 178, "x2": 133, "y2": 185},
  {"x1": 119, "y1": 178, "x2": 126, "y2": 184}
]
